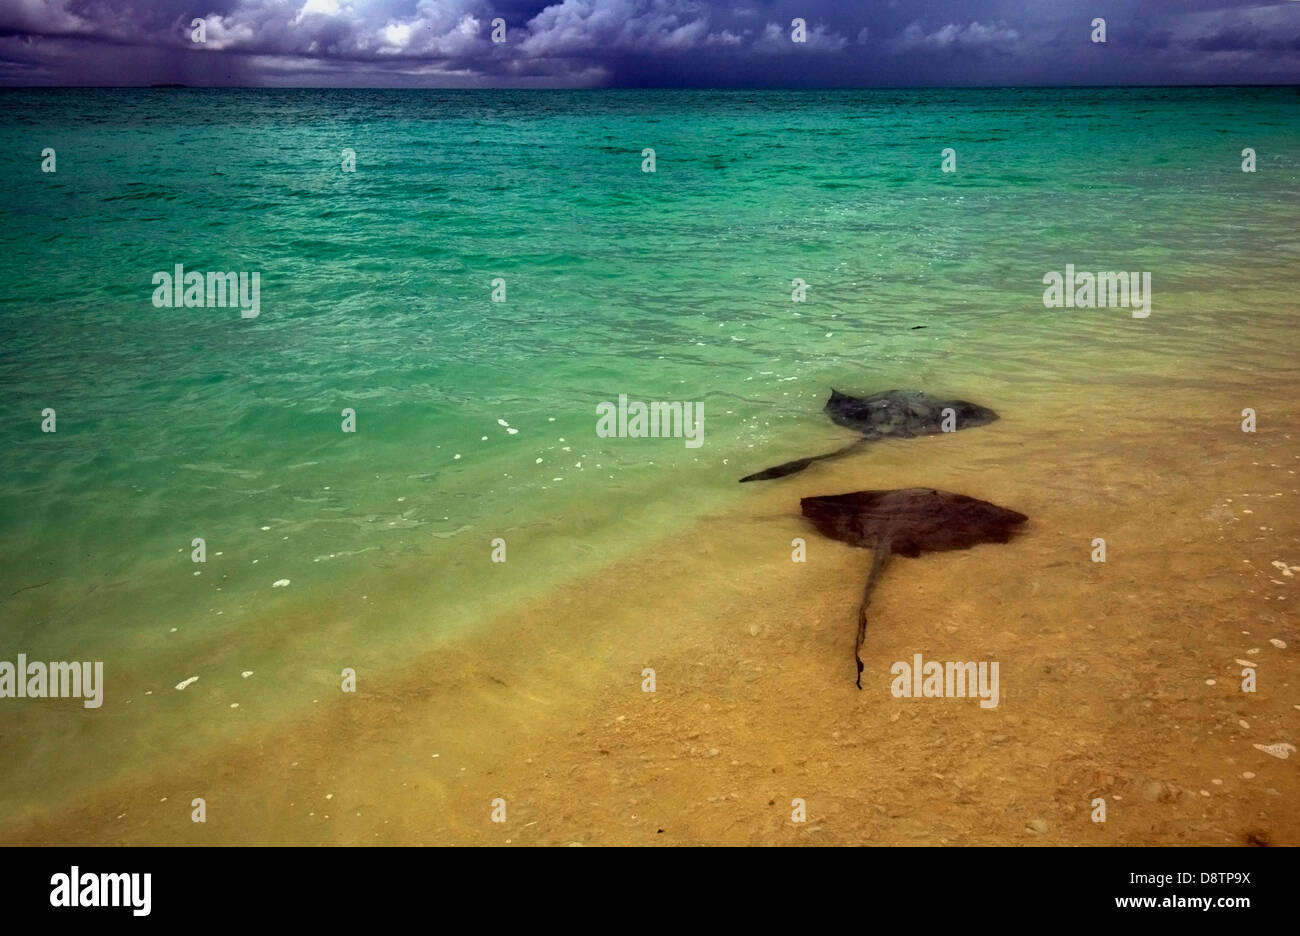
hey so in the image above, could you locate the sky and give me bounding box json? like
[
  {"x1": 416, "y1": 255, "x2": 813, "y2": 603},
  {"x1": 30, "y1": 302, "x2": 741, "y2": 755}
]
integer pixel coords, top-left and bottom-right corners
[{"x1": 1, "y1": 0, "x2": 1298, "y2": 87}]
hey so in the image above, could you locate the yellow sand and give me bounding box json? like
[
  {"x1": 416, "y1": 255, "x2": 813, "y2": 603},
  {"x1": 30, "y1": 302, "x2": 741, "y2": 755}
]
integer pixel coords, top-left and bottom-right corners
[{"x1": 7, "y1": 349, "x2": 1298, "y2": 845}]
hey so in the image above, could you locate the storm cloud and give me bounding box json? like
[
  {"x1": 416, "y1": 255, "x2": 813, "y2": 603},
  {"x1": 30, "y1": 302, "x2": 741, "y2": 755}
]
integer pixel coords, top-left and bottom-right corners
[{"x1": 1, "y1": 0, "x2": 1297, "y2": 86}]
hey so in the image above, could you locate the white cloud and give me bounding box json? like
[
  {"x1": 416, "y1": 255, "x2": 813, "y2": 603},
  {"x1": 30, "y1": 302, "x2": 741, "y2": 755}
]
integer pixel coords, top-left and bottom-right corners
[
  {"x1": 383, "y1": 22, "x2": 411, "y2": 48},
  {"x1": 297, "y1": 0, "x2": 340, "y2": 20},
  {"x1": 752, "y1": 18, "x2": 847, "y2": 53},
  {"x1": 520, "y1": 0, "x2": 715, "y2": 56},
  {"x1": 706, "y1": 29, "x2": 744, "y2": 46},
  {"x1": 894, "y1": 20, "x2": 1021, "y2": 52}
]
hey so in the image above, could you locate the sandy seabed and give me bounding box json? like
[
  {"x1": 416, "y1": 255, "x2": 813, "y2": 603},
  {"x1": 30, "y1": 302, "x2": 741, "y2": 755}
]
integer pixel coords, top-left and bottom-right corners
[{"x1": 7, "y1": 344, "x2": 1299, "y2": 846}]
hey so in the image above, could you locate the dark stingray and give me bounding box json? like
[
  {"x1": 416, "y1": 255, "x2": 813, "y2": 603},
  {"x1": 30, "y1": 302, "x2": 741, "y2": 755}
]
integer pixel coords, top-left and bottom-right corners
[
  {"x1": 800, "y1": 488, "x2": 1028, "y2": 688},
  {"x1": 739, "y1": 389, "x2": 998, "y2": 482}
]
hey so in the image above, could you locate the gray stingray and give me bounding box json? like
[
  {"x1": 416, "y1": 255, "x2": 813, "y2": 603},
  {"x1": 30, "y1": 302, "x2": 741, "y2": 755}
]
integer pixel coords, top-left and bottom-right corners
[
  {"x1": 739, "y1": 389, "x2": 998, "y2": 482},
  {"x1": 800, "y1": 488, "x2": 1028, "y2": 688}
]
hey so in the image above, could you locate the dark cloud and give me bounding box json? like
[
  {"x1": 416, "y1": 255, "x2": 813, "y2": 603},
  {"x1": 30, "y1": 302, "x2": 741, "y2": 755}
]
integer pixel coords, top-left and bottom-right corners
[{"x1": 0, "y1": 0, "x2": 1297, "y2": 86}]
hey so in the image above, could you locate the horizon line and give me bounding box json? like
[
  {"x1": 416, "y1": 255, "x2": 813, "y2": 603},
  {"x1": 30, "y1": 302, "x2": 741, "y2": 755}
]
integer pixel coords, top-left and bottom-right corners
[{"x1": 3, "y1": 82, "x2": 1299, "y2": 91}]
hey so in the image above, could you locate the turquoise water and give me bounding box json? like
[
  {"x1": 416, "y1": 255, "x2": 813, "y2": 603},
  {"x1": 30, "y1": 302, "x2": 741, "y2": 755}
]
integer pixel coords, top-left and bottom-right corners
[{"x1": 0, "y1": 87, "x2": 1297, "y2": 826}]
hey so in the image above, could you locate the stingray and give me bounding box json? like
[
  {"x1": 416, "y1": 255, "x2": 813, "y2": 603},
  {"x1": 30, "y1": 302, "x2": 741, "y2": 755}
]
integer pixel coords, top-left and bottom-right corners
[
  {"x1": 800, "y1": 488, "x2": 1028, "y2": 688},
  {"x1": 739, "y1": 389, "x2": 998, "y2": 482}
]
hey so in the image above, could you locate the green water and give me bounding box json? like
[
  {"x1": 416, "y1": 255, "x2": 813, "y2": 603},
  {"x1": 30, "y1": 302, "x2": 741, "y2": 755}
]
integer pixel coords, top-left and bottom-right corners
[{"x1": 0, "y1": 87, "x2": 1297, "y2": 824}]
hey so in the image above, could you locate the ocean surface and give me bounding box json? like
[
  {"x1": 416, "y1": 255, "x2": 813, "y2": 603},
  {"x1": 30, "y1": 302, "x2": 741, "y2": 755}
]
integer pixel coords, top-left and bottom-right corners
[{"x1": 0, "y1": 87, "x2": 1297, "y2": 842}]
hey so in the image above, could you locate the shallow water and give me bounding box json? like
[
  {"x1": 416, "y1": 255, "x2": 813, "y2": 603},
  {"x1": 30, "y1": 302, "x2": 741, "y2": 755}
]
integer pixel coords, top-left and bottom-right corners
[{"x1": 0, "y1": 87, "x2": 1297, "y2": 843}]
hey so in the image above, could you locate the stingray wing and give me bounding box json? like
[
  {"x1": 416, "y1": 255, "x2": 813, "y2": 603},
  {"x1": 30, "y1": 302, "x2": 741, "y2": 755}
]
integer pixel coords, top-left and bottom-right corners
[{"x1": 801, "y1": 488, "x2": 1027, "y2": 554}]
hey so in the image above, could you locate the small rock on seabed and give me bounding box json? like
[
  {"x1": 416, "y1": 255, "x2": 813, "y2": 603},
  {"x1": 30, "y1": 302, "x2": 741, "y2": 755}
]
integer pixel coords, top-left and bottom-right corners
[{"x1": 1253, "y1": 743, "x2": 1296, "y2": 760}]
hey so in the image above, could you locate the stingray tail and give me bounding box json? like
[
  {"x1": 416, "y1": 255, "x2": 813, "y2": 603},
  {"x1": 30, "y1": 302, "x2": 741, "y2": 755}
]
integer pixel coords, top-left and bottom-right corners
[
  {"x1": 739, "y1": 437, "x2": 870, "y2": 483},
  {"x1": 855, "y1": 541, "x2": 893, "y2": 689}
]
